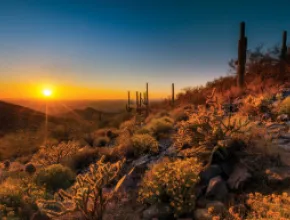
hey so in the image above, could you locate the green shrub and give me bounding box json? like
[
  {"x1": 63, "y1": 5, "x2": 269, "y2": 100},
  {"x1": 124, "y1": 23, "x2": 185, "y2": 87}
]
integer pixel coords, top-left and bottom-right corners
[
  {"x1": 147, "y1": 116, "x2": 174, "y2": 139},
  {"x1": 0, "y1": 177, "x2": 48, "y2": 219},
  {"x1": 64, "y1": 147, "x2": 99, "y2": 172},
  {"x1": 279, "y1": 97, "x2": 290, "y2": 115},
  {"x1": 35, "y1": 164, "x2": 75, "y2": 192},
  {"x1": 170, "y1": 107, "x2": 189, "y2": 122},
  {"x1": 131, "y1": 134, "x2": 159, "y2": 156},
  {"x1": 138, "y1": 158, "x2": 202, "y2": 217}
]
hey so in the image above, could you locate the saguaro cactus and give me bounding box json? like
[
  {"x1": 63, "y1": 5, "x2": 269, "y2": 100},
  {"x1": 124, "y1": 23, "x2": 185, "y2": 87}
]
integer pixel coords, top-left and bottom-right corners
[
  {"x1": 143, "y1": 82, "x2": 149, "y2": 115},
  {"x1": 136, "y1": 91, "x2": 139, "y2": 108},
  {"x1": 126, "y1": 91, "x2": 132, "y2": 112},
  {"x1": 237, "y1": 21, "x2": 247, "y2": 89},
  {"x1": 172, "y1": 83, "x2": 175, "y2": 107},
  {"x1": 280, "y1": 31, "x2": 287, "y2": 60}
]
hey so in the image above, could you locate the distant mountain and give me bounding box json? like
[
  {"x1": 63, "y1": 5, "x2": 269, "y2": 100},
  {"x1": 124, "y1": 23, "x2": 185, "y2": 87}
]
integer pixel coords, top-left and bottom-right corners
[
  {"x1": 0, "y1": 101, "x2": 58, "y2": 135},
  {"x1": 60, "y1": 107, "x2": 121, "y2": 122}
]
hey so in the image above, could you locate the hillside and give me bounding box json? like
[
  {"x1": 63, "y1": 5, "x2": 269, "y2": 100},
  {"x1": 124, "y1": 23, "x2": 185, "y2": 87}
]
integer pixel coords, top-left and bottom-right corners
[
  {"x1": 0, "y1": 101, "x2": 58, "y2": 135},
  {"x1": 0, "y1": 47, "x2": 290, "y2": 220}
]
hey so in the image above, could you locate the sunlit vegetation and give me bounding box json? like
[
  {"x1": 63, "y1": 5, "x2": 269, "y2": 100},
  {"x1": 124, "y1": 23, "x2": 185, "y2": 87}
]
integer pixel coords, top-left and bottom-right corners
[
  {"x1": 139, "y1": 158, "x2": 202, "y2": 217},
  {"x1": 0, "y1": 43, "x2": 289, "y2": 219}
]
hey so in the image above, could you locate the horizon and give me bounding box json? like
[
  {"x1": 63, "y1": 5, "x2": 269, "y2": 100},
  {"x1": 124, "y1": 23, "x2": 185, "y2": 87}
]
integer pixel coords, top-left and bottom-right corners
[{"x1": 1, "y1": 0, "x2": 290, "y2": 100}]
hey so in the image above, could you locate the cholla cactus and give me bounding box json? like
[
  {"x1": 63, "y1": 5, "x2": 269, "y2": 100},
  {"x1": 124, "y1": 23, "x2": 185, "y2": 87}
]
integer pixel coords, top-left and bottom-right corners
[
  {"x1": 31, "y1": 141, "x2": 80, "y2": 165},
  {"x1": 174, "y1": 89, "x2": 249, "y2": 152},
  {"x1": 38, "y1": 156, "x2": 126, "y2": 220}
]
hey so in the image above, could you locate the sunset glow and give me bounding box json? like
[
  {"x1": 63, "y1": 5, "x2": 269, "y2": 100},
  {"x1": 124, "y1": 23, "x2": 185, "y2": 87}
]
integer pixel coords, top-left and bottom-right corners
[{"x1": 43, "y1": 89, "x2": 52, "y2": 97}]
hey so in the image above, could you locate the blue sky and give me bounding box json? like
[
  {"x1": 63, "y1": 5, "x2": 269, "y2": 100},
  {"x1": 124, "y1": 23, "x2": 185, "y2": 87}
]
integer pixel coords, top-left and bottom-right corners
[{"x1": 0, "y1": 0, "x2": 289, "y2": 99}]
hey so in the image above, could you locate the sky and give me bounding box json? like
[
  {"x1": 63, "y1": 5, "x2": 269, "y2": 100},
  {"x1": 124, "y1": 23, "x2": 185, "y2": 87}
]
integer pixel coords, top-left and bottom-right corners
[{"x1": 0, "y1": 0, "x2": 289, "y2": 100}]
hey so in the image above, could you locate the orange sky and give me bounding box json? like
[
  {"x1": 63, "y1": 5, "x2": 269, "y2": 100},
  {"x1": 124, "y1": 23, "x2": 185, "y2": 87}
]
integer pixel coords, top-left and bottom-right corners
[{"x1": 0, "y1": 82, "x2": 170, "y2": 100}]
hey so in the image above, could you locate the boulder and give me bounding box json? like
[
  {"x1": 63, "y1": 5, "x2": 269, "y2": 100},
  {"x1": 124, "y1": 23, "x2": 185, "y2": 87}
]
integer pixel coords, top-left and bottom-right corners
[
  {"x1": 30, "y1": 211, "x2": 50, "y2": 220},
  {"x1": 227, "y1": 163, "x2": 251, "y2": 190},
  {"x1": 205, "y1": 201, "x2": 226, "y2": 214},
  {"x1": 142, "y1": 203, "x2": 173, "y2": 220},
  {"x1": 277, "y1": 114, "x2": 289, "y2": 122},
  {"x1": 261, "y1": 113, "x2": 271, "y2": 121},
  {"x1": 132, "y1": 155, "x2": 150, "y2": 167},
  {"x1": 206, "y1": 176, "x2": 228, "y2": 201},
  {"x1": 193, "y1": 209, "x2": 212, "y2": 220},
  {"x1": 199, "y1": 165, "x2": 222, "y2": 186}
]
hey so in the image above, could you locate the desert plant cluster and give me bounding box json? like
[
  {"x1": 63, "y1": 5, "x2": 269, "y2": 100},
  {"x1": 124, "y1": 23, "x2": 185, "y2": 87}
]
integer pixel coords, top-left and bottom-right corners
[{"x1": 0, "y1": 41, "x2": 289, "y2": 220}]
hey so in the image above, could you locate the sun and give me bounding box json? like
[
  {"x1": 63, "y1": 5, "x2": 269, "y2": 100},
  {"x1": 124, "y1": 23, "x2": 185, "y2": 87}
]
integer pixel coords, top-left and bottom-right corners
[{"x1": 42, "y1": 89, "x2": 52, "y2": 97}]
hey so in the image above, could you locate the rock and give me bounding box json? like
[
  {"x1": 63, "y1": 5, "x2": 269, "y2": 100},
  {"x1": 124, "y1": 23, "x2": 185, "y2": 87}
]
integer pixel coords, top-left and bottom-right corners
[
  {"x1": 193, "y1": 209, "x2": 212, "y2": 220},
  {"x1": 142, "y1": 203, "x2": 173, "y2": 220},
  {"x1": 30, "y1": 211, "x2": 50, "y2": 220},
  {"x1": 132, "y1": 155, "x2": 150, "y2": 167},
  {"x1": 265, "y1": 167, "x2": 290, "y2": 185},
  {"x1": 205, "y1": 201, "x2": 226, "y2": 214},
  {"x1": 163, "y1": 145, "x2": 177, "y2": 157},
  {"x1": 200, "y1": 165, "x2": 222, "y2": 185},
  {"x1": 220, "y1": 161, "x2": 235, "y2": 178},
  {"x1": 261, "y1": 113, "x2": 271, "y2": 121},
  {"x1": 266, "y1": 122, "x2": 287, "y2": 130},
  {"x1": 158, "y1": 138, "x2": 173, "y2": 150},
  {"x1": 196, "y1": 196, "x2": 211, "y2": 208},
  {"x1": 279, "y1": 133, "x2": 290, "y2": 139},
  {"x1": 206, "y1": 176, "x2": 228, "y2": 201},
  {"x1": 277, "y1": 114, "x2": 289, "y2": 122},
  {"x1": 227, "y1": 163, "x2": 251, "y2": 190}
]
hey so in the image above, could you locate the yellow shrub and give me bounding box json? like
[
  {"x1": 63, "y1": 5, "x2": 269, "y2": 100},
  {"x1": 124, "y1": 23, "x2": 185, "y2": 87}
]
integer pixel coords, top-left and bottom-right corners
[
  {"x1": 246, "y1": 192, "x2": 290, "y2": 219},
  {"x1": 138, "y1": 158, "x2": 202, "y2": 217},
  {"x1": 0, "y1": 177, "x2": 48, "y2": 219},
  {"x1": 31, "y1": 141, "x2": 81, "y2": 165},
  {"x1": 147, "y1": 116, "x2": 174, "y2": 139},
  {"x1": 131, "y1": 134, "x2": 159, "y2": 156},
  {"x1": 279, "y1": 97, "x2": 290, "y2": 115}
]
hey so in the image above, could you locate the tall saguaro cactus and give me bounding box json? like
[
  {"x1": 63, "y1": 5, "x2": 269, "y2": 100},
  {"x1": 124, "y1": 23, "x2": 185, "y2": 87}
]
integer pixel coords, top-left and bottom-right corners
[
  {"x1": 136, "y1": 91, "x2": 139, "y2": 108},
  {"x1": 126, "y1": 91, "x2": 132, "y2": 112},
  {"x1": 145, "y1": 82, "x2": 149, "y2": 115},
  {"x1": 280, "y1": 31, "x2": 287, "y2": 60},
  {"x1": 237, "y1": 21, "x2": 247, "y2": 89},
  {"x1": 172, "y1": 83, "x2": 175, "y2": 107}
]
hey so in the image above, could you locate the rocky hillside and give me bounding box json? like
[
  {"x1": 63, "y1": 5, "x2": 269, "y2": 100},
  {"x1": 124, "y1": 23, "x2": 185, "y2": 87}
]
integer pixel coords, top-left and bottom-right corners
[{"x1": 1, "y1": 85, "x2": 290, "y2": 220}]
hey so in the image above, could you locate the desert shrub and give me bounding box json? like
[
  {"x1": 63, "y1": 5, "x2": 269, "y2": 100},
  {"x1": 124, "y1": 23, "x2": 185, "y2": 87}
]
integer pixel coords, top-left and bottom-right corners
[
  {"x1": 147, "y1": 116, "x2": 174, "y2": 139},
  {"x1": 246, "y1": 192, "x2": 290, "y2": 219},
  {"x1": 35, "y1": 164, "x2": 75, "y2": 192},
  {"x1": 39, "y1": 156, "x2": 126, "y2": 220},
  {"x1": 31, "y1": 141, "x2": 81, "y2": 165},
  {"x1": 131, "y1": 134, "x2": 159, "y2": 156},
  {"x1": 175, "y1": 90, "x2": 250, "y2": 152},
  {"x1": 135, "y1": 127, "x2": 152, "y2": 135},
  {"x1": 93, "y1": 136, "x2": 110, "y2": 147},
  {"x1": 279, "y1": 97, "x2": 290, "y2": 115},
  {"x1": 119, "y1": 119, "x2": 136, "y2": 134},
  {"x1": 64, "y1": 147, "x2": 99, "y2": 172},
  {"x1": 114, "y1": 129, "x2": 134, "y2": 158},
  {"x1": 0, "y1": 177, "x2": 48, "y2": 219},
  {"x1": 50, "y1": 124, "x2": 71, "y2": 142},
  {"x1": 25, "y1": 163, "x2": 36, "y2": 174},
  {"x1": 170, "y1": 107, "x2": 189, "y2": 122},
  {"x1": 138, "y1": 157, "x2": 202, "y2": 217},
  {"x1": 0, "y1": 130, "x2": 43, "y2": 161}
]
